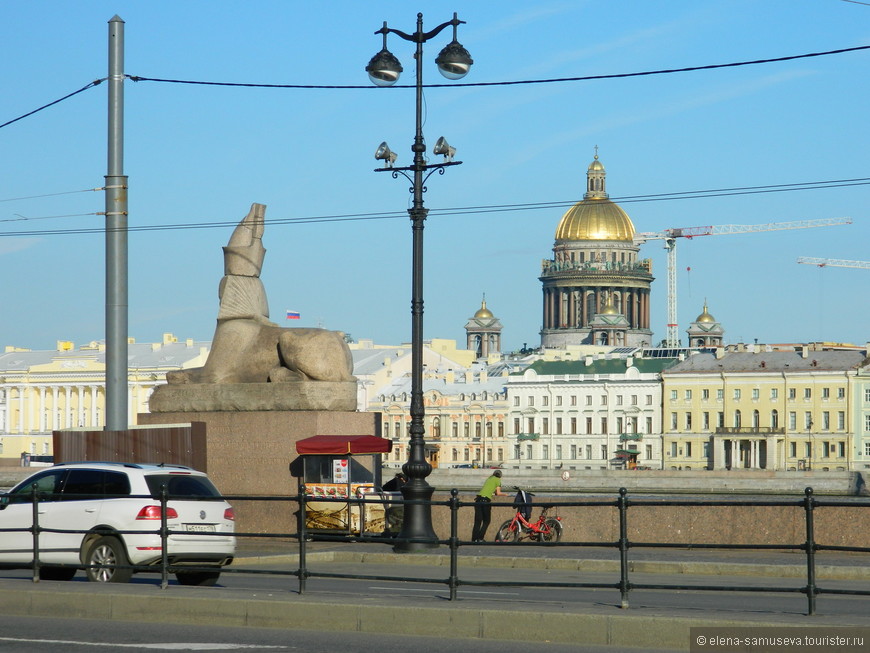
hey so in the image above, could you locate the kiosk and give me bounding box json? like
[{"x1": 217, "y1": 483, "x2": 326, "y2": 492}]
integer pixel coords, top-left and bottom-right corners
[{"x1": 294, "y1": 434, "x2": 392, "y2": 535}]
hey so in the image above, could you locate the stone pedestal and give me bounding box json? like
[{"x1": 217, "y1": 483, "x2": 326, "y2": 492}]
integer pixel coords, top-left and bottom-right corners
[{"x1": 138, "y1": 409, "x2": 380, "y2": 536}]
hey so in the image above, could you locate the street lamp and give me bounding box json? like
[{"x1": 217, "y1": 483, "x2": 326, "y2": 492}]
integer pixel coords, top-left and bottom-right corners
[{"x1": 368, "y1": 12, "x2": 472, "y2": 552}]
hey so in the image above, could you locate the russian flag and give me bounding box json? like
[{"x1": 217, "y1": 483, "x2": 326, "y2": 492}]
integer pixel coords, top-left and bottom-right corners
[{"x1": 286, "y1": 310, "x2": 301, "y2": 320}]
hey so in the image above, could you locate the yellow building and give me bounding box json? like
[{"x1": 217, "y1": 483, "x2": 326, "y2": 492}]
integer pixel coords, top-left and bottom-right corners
[
  {"x1": 661, "y1": 344, "x2": 862, "y2": 471},
  {"x1": 0, "y1": 334, "x2": 210, "y2": 464}
]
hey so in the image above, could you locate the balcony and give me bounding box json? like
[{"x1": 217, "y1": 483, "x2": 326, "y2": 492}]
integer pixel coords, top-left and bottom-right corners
[
  {"x1": 515, "y1": 433, "x2": 540, "y2": 441},
  {"x1": 619, "y1": 433, "x2": 644, "y2": 442},
  {"x1": 715, "y1": 427, "x2": 785, "y2": 436}
]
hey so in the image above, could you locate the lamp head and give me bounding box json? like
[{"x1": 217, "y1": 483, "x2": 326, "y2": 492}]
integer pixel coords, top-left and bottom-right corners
[
  {"x1": 374, "y1": 141, "x2": 397, "y2": 168},
  {"x1": 433, "y1": 137, "x2": 456, "y2": 162},
  {"x1": 366, "y1": 48, "x2": 403, "y2": 86},
  {"x1": 435, "y1": 40, "x2": 473, "y2": 80}
]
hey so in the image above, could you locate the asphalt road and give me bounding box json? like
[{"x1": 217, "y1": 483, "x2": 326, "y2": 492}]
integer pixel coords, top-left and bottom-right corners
[{"x1": 0, "y1": 614, "x2": 680, "y2": 653}]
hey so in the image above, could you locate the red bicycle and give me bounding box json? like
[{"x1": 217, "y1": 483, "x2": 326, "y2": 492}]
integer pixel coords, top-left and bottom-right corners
[{"x1": 494, "y1": 488, "x2": 563, "y2": 542}]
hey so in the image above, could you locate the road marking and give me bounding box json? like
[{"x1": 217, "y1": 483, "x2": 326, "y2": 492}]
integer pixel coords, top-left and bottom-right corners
[{"x1": 0, "y1": 639, "x2": 288, "y2": 650}]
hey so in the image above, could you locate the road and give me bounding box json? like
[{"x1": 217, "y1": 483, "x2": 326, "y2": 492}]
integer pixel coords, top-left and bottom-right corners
[{"x1": 0, "y1": 614, "x2": 678, "y2": 653}]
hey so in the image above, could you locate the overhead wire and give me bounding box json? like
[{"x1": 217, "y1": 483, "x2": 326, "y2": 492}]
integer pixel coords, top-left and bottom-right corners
[
  {"x1": 1, "y1": 177, "x2": 866, "y2": 238},
  {"x1": 0, "y1": 79, "x2": 104, "y2": 130}
]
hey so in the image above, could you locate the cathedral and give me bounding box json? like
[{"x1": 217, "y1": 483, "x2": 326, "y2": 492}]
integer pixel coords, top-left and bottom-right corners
[{"x1": 540, "y1": 153, "x2": 654, "y2": 348}]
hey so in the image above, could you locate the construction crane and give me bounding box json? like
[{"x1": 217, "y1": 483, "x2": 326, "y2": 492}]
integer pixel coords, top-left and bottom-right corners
[
  {"x1": 797, "y1": 257, "x2": 870, "y2": 269},
  {"x1": 634, "y1": 217, "x2": 853, "y2": 348}
]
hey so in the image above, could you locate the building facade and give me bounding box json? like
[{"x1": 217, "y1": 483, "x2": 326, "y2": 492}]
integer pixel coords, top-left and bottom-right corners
[
  {"x1": 506, "y1": 352, "x2": 675, "y2": 470},
  {"x1": 0, "y1": 335, "x2": 209, "y2": 464},
  {"x1": 661, "y1": 345, "x2": 862, "y2": 471}
]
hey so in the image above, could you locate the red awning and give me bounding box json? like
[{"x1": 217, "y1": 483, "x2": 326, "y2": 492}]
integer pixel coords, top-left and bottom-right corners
[{"x1": 295, "y1": 435, "x2": 393, "y2": 456}]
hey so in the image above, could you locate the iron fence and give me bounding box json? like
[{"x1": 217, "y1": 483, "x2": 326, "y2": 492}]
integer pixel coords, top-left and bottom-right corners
[{"x1": 1, "y1": 486, "x2": 868, "y2": 615}]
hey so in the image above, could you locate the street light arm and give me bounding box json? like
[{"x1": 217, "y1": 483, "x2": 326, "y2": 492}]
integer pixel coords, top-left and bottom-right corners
[{"x1": 376, "y1": 13, "x2": 465, "y2": 44}]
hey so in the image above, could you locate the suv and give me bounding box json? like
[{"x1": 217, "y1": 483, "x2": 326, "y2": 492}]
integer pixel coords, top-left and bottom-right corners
[{"x1": 0, "y1": 462, "x2": 236, "y2": 585}]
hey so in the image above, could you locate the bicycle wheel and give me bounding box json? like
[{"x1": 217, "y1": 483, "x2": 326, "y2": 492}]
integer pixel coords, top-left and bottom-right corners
[
  {"x1": 494, "y1": 520, "x2": 518, "y2": 542},
  {"x1": 539, "y1": 518, "x2": 563, "y2": 542}
]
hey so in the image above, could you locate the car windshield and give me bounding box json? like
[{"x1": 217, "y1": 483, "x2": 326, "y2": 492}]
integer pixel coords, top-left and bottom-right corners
[{"x1": 144, "y1": 474, "x2": 222, "y2": 499}]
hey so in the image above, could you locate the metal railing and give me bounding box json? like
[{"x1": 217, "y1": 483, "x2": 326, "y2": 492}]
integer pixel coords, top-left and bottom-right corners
[{"x1": 2, "y1": 486, "x2": 869, "y2": 615}]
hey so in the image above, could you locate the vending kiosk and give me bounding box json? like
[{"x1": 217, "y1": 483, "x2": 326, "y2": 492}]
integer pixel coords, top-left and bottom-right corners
[{"x1": 294, "y1": 434, "x2": 392, "y2": 535}]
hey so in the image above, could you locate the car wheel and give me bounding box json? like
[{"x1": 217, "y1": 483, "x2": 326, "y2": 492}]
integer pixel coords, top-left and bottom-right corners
[
  {"x1": 85, "y1": 536, "x2": 132, "y2": 583},
  {"x1": 38, "y1": 566, "x2": 77, "y2": 581},
  {"x1": 175, "y1": 570, "x2": 221, "y2": 586}
]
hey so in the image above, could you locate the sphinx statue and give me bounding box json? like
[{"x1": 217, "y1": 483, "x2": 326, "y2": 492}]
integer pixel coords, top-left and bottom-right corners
[{"x1": 153, "y1": 203, "x2": 356, "y2": 412}]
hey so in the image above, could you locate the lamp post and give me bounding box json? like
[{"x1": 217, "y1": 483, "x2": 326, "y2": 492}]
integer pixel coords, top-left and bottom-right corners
[{"x1": 367, "y1": 12, "x2": 472, "y2": 552}]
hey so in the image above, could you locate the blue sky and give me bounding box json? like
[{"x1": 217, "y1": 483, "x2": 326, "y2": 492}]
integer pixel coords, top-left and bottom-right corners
[{"x1": 1, "y1": 1, "x2": 868, "y2": 352}]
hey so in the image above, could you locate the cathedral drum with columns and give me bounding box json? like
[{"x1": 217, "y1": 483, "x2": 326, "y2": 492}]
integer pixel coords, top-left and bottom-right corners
[{"x1": 540, "y1": 153, "x2": 654, "y2": 348}]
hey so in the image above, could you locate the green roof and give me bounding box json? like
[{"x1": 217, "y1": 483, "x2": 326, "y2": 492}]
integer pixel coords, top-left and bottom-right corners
[{"x1": 514, "y1": 357, "x2": 678, "y2": 376}]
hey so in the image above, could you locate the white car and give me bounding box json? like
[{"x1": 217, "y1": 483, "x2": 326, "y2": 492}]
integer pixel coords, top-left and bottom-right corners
[{"x1": 0, "y1": 462, "x2": 236, "y2": 585}]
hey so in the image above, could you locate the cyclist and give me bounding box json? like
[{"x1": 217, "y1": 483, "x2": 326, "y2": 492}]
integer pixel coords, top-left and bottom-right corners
[{"x1": 472, "y1": 470, "x2": 505, "y2": 542}]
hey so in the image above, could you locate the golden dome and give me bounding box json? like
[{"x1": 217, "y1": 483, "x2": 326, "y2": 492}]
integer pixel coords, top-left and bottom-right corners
[
  {"x1": 696, "y1": 302, "x2": 716, "y2": 323},
  {"x1": 555, "y1": 199, "x2": 635, "y2": 241},
  {"x1": 555, "y1": 152, "x2": 635, "y2": 242},
  {"x1": 474, "y1": 298, "x2": 493, "y2": 319},
  {"x1": 601, "y1": 296, "x2": 619, "y2": 315}
]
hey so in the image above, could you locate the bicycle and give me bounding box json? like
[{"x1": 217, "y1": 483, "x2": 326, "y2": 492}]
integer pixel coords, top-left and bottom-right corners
[{"x1": 494, "y1": 488, "x2": 563, "y2": 542}]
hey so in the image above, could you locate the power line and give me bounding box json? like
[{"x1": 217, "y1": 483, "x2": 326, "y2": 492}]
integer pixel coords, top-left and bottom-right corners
[
  {"x1": 127, "y1": 45, "x2": 869, "y2": 90},
  {"x1": 1, "y1": 177, "x2": 866, "y2": 238},
  {"x1": 0, "y1": 80, "x2": 104, "y2": 130},
  {"x1": 3, "y1": 45, "x2": 867, "y2": 130}
]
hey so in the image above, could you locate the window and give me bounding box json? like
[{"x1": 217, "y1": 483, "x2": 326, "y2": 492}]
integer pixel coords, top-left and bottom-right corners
[
  {"x1": 684, "y1": 390, "x2": 692, "y2": 401},
  {"x1": 685, "y1": 442, "x2": 692, "y2": 457},
  {"x1": 646, "y1": 395, "x2": 653, "y2": 405},
  {"x1": 526, "y1": 445, "x2": 533, "y2": 459},
  {"x1": 513, "y1": 418, "x2": 520, "y2": 434},
  {"x1": 788, "y1": 388, "x2": 796, "y2": 400},
  {"x1": 542, "y1": 396, "x2": 549, "y2": 407},
  {"x1": 528, "y1": 396, "x2": 535, "y2": 407},
  {"x1": 702, "y1": 412, "x2": 710, "y2": 430},
  {"x1": 646, "y1": 445, "x2": 653, "y2": 459},
  {"x1": 526, "y1": 418, "x2": 534, "y2": 434},
  {"x1": 583, "y1": 395, "x2": 590, "y2": 406},
  {"x1": 685, "y1": 412, "x2": 692, "y2": 429},
  {"x1": 556, "y1": 418, "x2": 563, "y2": 435},
  {"x1": 586, "y1": 417, "x2": 593, "y2": 434},
  {"x1": 601, "y1": 417, "x2": 608, "y2": 433},
  {"x1": 570, "y1": 445, "x2": 577, "y2": 459},
  {"x1": 616, "y1": 395, "x2": 623, "y2": 406},
  {"x1": 383, "y1": 423, "x2": 390, "y2": 437},
  {"x1": 771, "y1": 388, "x2": 779, "y2": 400},
  {"x1": 771, "y1": 409, "x2": 779, "y2": 429},
  {"x1": 804, "y1": 388, "x2": 811, "y2": 400},
  {"x1": 752, "y1": 410, "x2": 760, "y2": 428},
  {"x1": 646, "y1": 417, "x2": 653, "y2": 434},
  {"x1": 790, "y1": 442, "x2": 797, "y2": 457},
  {"x1": 670, "y1": 390, "x2": 678, "y2": 401},
  {"x1": 733, "y1": 389, "x2": 741, "y2": 400},
  {"x1": 865, "y1": 442, "x2": 870, "y2": 457},
  {"x1": 734, "y1": 410, "x2": 742, "y2": 428},
  {"x1": 601, "y1": 445, "x2": 607, "y2": 460},
  {"x1": 838, "y1": 388, "x2": 845, "y2": 400},
  {"x1": 616, "y1": 417, "x2": 624, "y2": 433},
  {"x1": 822, "y1": 412, "x2": 830, "y2": 431},
  {"x1": 670, "y1": 442, "x2": 677, "y2": 457},
  {"x1": 601, "y1": 395, "x2": 608, "y2": 406},
  {"x1": 717, "y1": 412, "x2": 724, "y2": 428},
  {"x1": 838, "y1": 412, "x2": 845, "y2": 430},
  {"x1": 702, "y1": 389, "x2": 710, "y2": 400},
  {"x1": 555, "y1": 445, "x2": 562, "y2": 460},
  {"x1": 631, "y1": 395, "x2": 638, "y2": 405},
  {"x1": 751, "y1": 389, "x2": 759, "y2": 400},
  {"x1": 717, "y1": 389, "x2": 724, "y2": 400},
  {"x1": 556, "y1": 396, "x2": 562, "y2": 406},
  {"x1": 671, "y1": 412, "x2": 678, "y2": 430},
  {"x1": 570, "y1": 417, "x2": 577, "y2": 434},
  {"x1": 513, "y1": 396, "x2": 520, "y2": 406},
  {"x1": 542, "y1": 418, "x2": 549, "y2": 435},
  {"x1": 822, "y1": 388, "x2": 830, "y2": 399},
  {"x1": 805, "y1": 412, "x2": 813, "y2": 430},
  {"x1": 789, "y1": 412, "x2": 797, "y2": 430},
  {"x1": 571, "y1": 395, "x2": 578, "y2": 406},
  {"x1": 864, "y1": 388, "x2": 870, "y2": 403},
  {"x1": 838, "y1": 442, "x2": 845, "y2": 458},
  {"x1": 585, "y1": 444, "x2": 592, "y2": 459},
  {"x1": 542, "y1": 445, "x2": 549, "y2": 459},
  {"x1": 865, "y1": 415, "x2": 870, "y2": 432}
]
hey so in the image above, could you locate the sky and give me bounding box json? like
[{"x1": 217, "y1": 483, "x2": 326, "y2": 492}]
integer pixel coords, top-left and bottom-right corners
[{"x1": 1, "y1": 1, "x2": 868, "y2": 354}]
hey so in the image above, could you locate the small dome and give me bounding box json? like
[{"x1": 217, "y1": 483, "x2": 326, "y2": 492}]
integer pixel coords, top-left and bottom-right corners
[
  {"x1": 474, "y1": 298, "x2": 493, "y2": 319},
  {"x1": 696, "y1": 302, "x2": 716, "y2": 323},
  {"x1": 601, "y1": 299, "x2": 619, "y2": 315}
]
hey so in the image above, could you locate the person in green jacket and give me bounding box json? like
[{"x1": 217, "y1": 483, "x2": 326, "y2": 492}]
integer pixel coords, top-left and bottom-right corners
[{"x1": 472, "y1": 470, "x2": 505, "y2": 542}]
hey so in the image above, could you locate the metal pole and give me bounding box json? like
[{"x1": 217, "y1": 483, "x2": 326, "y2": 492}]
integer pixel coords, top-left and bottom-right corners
[
  {"x1": 803, "y1": 486, "x2": 817, "y2": 615},
  {"x1": 395, "y1": 13, "x2": 437, "y2": 552},
  {"x1": 105, "y1": 15, "x2": 128, "y2": 430},
  {"x1": 618, "y1": 487, "x2": 631, "y2": 609}
]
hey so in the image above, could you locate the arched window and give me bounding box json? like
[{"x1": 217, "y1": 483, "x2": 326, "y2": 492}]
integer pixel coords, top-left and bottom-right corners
[
  {"x1": 431, "y1": 417, "x2": 441, "y2": 438},
  {"x1": 771, "y1": 409, "x2": 779, "y2": 429},
  {"x1": 734, "y1": 410, "x2": 742, "y2": 428},
  {"x1": 752, "y1": 410, "x2": 760, "y2": 428}
]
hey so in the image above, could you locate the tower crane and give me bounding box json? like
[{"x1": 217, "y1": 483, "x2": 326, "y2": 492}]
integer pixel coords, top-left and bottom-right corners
[
  {"x1": 634, "y1": 217, "x2": 853, "y2": 348},
  {"x1": 797, "y1": 257, "x2": 870, "y2": 269}
]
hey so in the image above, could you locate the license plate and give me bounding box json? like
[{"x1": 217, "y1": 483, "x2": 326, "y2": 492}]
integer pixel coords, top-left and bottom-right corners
[{"x1": 184, "y1": 524, "x2": 216, "y2": 533}]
